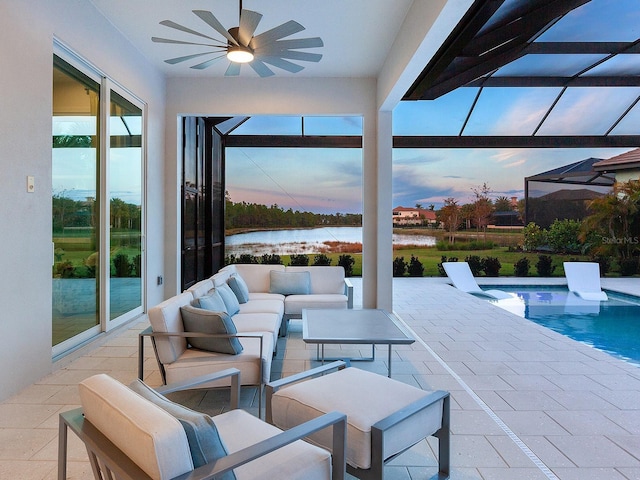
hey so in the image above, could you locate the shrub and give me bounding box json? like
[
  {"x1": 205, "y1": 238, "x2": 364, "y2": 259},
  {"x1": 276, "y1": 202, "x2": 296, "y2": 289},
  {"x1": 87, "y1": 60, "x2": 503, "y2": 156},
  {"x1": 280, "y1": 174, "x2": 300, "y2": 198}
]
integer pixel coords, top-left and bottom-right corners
[
  {"x1": 237, "y1": 254, "x2": 259, "y2": 264},
  {"x1": 133, "y1": 254, "x2": 142, "y2": 277},
  {"x1": 523, "y1": 222, "x2": 548, "y2": 251},
  {"x1": 513, "y1": 257, "x2": 530, "y2": 276},
  {"x1": 536, "y1": 255, "x2": 556, "y2": 276},
  {"x1": 393, "y1": 256, "x2": 407, "y2": 277},
  {"x1": 113, "y1": 253, "x2": 132, "y2": 277},
  {"x1": 407, "y1": 255, "x2": 424, "y2": 277},
  {"x1": 548, "y1": 219, "x2": 582, "y2": 254},
  {"x1": 465, "y1": 255, "x2": 483, "y2": 276},
  {"x1": 619, "y1": 257, "x2": 638, "y2": 276},
  {"x1": 54, "y1": 260, "x2": 75, "y2": 278},
  {"x1": 590, "y1": 255, "x2": 611, "y2": 276},
  {"x1": 260, "y1": 253, "x2": 282, "y2": 265},
  {"x1": 289, "y1": 254, "x2": 309, "y2": 266},
  {"x1": 313, "y1": 254, "x2": 332, "y2": 266},
  {"x1": 482, "y1": 257, "x2": 501, "y2": 277},
  {"x1": 337, "y1": 254, "x2": 355, "y2": 277},
  {"x1": 437, "y1": 256, "x2": 458, "y2": 276},
  {"x1": 225, "y1": 254, "x2": 237, "y2": 265}
]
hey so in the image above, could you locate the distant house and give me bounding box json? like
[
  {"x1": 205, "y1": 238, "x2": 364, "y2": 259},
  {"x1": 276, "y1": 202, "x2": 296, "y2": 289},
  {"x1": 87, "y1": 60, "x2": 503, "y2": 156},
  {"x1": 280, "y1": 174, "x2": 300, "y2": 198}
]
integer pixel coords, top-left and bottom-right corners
[
  {"x1": 392, "y1": 206, "x2": 437, "y2": 226},
  {"x1": 593, "y1": 148, "x2": 640, "y2": 183}
]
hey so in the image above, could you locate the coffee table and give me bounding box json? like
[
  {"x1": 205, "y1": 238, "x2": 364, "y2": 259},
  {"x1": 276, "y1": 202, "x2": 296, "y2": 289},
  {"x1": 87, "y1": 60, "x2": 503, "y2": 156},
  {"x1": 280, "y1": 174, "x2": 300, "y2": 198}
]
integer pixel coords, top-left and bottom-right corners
[{"x1": 302, "y1": 308, "x2": 415, "y2": 377}]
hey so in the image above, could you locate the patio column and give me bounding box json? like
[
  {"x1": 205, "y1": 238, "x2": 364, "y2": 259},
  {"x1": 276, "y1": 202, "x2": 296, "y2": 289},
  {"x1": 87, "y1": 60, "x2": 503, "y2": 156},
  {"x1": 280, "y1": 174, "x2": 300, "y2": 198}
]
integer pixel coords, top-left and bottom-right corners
[{"x1": 363, "y1": 110, "x2": 393, "y2": 311}]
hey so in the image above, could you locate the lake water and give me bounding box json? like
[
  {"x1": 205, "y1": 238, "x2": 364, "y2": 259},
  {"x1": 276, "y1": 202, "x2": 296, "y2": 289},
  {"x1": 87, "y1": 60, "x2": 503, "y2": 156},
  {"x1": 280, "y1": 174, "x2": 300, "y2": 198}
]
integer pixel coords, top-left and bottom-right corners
[{"x1": 225, "y1": 226, "x2": 436, "y2": 255}]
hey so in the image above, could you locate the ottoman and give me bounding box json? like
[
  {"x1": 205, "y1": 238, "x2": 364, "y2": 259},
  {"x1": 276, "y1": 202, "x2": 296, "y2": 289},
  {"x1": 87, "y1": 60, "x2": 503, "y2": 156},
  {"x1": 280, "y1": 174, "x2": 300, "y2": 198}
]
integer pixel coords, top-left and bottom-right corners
[{"x1": 266, "y1": 363, "x2": 450, "y2": 480}]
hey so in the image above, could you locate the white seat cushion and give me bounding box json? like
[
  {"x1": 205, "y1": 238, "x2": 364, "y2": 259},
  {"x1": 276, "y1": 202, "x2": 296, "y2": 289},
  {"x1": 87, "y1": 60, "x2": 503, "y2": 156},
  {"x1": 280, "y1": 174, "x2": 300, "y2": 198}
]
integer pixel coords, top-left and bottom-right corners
[
  {"x1": 232, "y1": 312, "x2": 281, "y2": 346},
  {"x1": 270, "y1": 368, "x2": 443, "y2": 470},
  {"x1": 238, "y1": 299, "x2": 284, "y2": 317},
  {"x1": 284, "y1": 294, "x2": 348, "y2": 315},
  {"x1": 79, "y1": 374, "x2": 193, "y2": 480},
  {"x1": 215, "y1": 409, "x2": 331, "y2": 480},
  {"x1": 164, "y1": 333, "x2": 273, "y2": 386}
]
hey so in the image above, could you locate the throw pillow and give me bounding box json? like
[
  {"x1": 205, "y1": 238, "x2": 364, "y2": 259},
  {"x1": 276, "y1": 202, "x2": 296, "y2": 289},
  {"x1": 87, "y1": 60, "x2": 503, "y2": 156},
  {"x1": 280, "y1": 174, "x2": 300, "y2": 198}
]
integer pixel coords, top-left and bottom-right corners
[
  {"x1": 129, "y1": 379, "x2": 236, "y2": 479},
  {"x1": 180, "y1": 305, "x2": 243, "y2": 355},
  {"x1": 216, "y1": 283, "x2": 240, "y2": 315},
  {"x1": 227, "y1": 273, "x2": 250, "y2": 304},
  {"x1": 193, "y1": 289, "x2": 228, "y2": 313},
  {"x1": 270, "y1": 270, "x2": 311, "y2": 295}
]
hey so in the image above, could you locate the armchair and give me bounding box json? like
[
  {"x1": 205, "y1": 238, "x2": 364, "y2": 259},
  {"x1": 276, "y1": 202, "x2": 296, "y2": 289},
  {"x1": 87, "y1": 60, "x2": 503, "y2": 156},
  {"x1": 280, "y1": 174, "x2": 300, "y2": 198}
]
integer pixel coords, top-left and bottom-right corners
[{"x1": 58, "y1": 369, "x2": 347, "y2": 480}]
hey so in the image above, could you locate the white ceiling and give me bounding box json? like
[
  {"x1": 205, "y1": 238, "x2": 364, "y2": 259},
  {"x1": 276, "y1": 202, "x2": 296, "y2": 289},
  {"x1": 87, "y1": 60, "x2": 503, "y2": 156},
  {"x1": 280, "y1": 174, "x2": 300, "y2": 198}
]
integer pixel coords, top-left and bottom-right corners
[{"x1": 89, "y1": 0, "x2": 415, "y2": 78}]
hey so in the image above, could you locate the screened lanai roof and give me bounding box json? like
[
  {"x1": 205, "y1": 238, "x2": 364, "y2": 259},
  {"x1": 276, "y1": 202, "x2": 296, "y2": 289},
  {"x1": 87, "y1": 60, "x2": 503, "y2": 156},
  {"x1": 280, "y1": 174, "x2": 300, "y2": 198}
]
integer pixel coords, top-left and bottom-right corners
[
  {"x1": 396, "y1": 0, "x2": 640, "y2": 147},
  {"x1": 525, "y1": 157, "x2": 615, "y2": 186}
]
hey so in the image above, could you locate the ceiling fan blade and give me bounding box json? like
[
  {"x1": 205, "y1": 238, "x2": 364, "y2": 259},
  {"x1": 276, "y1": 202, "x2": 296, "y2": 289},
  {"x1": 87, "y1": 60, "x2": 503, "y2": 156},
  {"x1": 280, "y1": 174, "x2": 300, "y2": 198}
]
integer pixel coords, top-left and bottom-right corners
[
  {"x1": 238, "y1": 9, "x2": 262, "y2": 46},
  {"x1": 190, "y1": 53, "x2": 227, "y2": 70},
  {"x1": 159, "y1": 20, "x2": 219, "y2": 42},
  {"x1": 152, "y1": 37, "x2": 222, "y2": 47},
  {"x1": 193, "y1": 10, "x2": 238, "y2": 45},
  {"x1": 225, "y1": 62, "x2": 241, "y2": 76},
  {"x1": 255, "y1": 37, "x2": 323, "y2": 54},
  {"x1": 260, "y1": 57, "x2": 304, "y2": 73},
  {"x1": 165, "y1": 52, "x2": 220, "y2": 65},
  {"x1": 273, "y1": 50, "x2": 323, "y2": 63},
  {"x1": 250, "y1": 20, "x2": 305, "y2": 49},
  {"x1": 249, "y1": 59, "x2": 275, "y2": 77}
]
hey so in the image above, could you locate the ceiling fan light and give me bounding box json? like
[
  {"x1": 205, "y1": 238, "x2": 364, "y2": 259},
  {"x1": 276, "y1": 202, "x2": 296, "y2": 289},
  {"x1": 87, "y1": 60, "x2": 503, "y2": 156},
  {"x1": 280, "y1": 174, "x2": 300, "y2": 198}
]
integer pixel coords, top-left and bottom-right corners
[{"x1": 227, "y1": 46, "x2": 254, "y2": 63}]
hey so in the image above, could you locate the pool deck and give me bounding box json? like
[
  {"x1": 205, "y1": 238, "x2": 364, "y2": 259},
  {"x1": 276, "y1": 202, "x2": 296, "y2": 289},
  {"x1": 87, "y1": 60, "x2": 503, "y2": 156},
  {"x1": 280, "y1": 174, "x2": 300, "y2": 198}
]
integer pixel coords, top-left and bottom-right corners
[{"x1": 1, "y1": 277, "x2": 639, "y2": 479}]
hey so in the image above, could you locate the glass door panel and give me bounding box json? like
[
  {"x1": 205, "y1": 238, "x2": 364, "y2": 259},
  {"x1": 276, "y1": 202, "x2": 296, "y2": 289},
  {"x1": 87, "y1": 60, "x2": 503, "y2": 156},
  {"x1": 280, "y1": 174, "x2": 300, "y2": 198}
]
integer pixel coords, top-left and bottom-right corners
[
  {"x1": 109, "y1": 91, "x2": 143, "y2": 321},
  {"x1": 52, "y1": 57, "x2": 100, "y2": 346}
]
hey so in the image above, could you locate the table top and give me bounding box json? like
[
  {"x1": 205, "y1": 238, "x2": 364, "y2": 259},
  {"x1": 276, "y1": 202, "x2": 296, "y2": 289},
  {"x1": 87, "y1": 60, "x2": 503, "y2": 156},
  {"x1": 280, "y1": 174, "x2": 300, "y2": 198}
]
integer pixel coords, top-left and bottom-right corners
[{"x1": 302, "y1": 308, "x2": 415, "y2": 345}]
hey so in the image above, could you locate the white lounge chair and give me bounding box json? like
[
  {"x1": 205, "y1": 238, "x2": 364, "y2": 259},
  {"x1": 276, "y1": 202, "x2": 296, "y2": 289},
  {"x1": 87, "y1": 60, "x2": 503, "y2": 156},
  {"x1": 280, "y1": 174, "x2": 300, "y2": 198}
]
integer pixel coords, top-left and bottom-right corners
[
  {"x1": 442, "y1": 262, "x2": 511, "y2": 300},
  {"x1": 563, "y1": 262, "x2": 608, "y2": 301}
]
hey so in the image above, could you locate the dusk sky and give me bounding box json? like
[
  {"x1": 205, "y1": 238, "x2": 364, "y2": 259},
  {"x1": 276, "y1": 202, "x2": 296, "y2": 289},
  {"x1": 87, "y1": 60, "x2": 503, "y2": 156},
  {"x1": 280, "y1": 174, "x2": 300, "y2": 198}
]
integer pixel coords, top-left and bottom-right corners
[
  {"x1": 225, "y1": 0, "x2": 638, "y2": 215},
  {"x1": 225, "y1": 111, "x2": 631, "y2": 214}
]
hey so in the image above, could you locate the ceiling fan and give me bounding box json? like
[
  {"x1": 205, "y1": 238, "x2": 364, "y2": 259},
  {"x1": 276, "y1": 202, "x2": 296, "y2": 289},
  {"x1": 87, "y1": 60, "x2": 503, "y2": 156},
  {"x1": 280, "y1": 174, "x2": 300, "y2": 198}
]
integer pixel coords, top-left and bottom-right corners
[{"x1": 152, "y1": 0, "x2": 323, "y2": 77}]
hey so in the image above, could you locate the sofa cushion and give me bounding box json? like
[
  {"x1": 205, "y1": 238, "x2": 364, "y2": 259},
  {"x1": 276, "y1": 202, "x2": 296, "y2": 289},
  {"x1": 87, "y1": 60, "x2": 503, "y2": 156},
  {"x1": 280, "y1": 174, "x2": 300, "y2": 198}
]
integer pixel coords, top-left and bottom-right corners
[
  {"x1": 193, "y1": 289, "x2": 228, "y2": 313},
  {"x1": 270, "y1": 367, "x2": 443, "y2": 470},
  {"x1": 270, "y1": 270, "x2": 311, "y2": 295},
  {"x1": 180, "y1": 305, "x2": 243, "y2": 355},
  {"x1": 185, "y1": 278, "x2": 215, "y2": 299},
  {"x1": 284, "y1": 294, "x2": 348, "y2": 315},
  {"x1": 234, "y1": 264, "x2": 285, "y2": 292},
  {"x1": 129, "y1": 379, "x2": 235, "y2": 479},
  {"x1": 227, "y1": 273, "x2": 250, "y2": 304},
  {"x1": 285, "y1": 266, "x2": 346, "y2": 295},
  {"x1": 216, "y1": 283, "x2": 241, "y2": 315},
  {"x1": 148, "y1": 292, "x2": 192, "y2": 365},
  {"x1": 79, "y1": 374, "x2": 193, "y2": 480},
  {"x1": 164, "y1": 334, "x2": 274, "y2": 386}
]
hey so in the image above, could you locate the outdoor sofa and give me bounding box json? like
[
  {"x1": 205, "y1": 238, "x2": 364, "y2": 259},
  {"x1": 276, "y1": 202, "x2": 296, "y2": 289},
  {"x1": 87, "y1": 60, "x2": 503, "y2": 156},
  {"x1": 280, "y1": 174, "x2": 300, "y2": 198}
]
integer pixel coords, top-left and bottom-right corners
[{"x1": 140, "y1": 263, "x2": 353, "y2": 415}]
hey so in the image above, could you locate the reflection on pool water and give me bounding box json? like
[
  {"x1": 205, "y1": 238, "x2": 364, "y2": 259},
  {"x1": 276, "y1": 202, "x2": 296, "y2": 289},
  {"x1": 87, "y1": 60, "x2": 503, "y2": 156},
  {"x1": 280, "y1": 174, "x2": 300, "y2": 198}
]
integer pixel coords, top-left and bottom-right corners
[{"x1": 489, "y1": 286, "x2": 640, "y2": 366}]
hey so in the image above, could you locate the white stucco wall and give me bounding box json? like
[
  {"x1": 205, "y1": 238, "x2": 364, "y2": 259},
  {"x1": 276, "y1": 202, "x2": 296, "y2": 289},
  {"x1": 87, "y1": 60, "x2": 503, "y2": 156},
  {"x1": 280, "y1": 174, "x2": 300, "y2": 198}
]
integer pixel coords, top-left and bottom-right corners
[{"x1": 0, "y1": 0, "x2": 166, "y2": 400}]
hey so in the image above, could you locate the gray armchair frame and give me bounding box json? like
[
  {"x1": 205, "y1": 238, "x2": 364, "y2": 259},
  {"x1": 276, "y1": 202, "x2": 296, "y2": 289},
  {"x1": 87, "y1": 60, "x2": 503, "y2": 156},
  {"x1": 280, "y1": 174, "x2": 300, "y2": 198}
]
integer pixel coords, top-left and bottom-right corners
[
  {"x1": 58, "y1": 369, "x2": 348, "y2": 480},
  {"x1": 266, "y1": 361, "x2": 450, "y2": 480},
  {"x1": 139, "y1": 325, "x2": 268, "y2": 416}
]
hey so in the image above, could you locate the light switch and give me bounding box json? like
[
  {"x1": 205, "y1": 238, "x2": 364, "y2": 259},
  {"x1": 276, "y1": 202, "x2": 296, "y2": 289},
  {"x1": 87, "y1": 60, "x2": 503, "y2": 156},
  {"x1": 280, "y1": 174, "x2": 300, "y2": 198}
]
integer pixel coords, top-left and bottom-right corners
[{"x1": 27, "y1": 176, "x2": 35, "y2": 193}]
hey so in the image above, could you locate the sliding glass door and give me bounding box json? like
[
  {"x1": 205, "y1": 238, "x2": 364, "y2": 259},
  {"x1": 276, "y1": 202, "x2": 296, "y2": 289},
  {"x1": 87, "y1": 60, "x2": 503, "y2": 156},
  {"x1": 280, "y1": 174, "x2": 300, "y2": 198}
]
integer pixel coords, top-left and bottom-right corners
[
  {"x1": 52, "y1": 57, "x2": 101, "y2": 347},
  {"x1": 109, "y1": 91, "x2": 143, "y2": 322},
  {"x1": 52, "y1": 51, "x2": 145, "y2": 355}
]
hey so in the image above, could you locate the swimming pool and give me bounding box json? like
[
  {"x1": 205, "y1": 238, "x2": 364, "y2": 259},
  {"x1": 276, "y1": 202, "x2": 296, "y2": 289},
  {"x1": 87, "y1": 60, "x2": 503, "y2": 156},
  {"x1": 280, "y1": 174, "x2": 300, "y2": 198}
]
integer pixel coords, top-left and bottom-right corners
[{"x1": 488, "y1": 286, "x2": 640, "y2": 365}]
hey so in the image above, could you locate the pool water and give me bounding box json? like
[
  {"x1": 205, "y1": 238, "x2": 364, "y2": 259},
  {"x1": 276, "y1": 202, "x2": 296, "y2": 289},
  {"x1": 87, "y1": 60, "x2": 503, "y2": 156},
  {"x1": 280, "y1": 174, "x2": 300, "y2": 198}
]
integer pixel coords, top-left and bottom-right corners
[{"x1": 489, "y1": 286, "x2": 640, "y2": 365}]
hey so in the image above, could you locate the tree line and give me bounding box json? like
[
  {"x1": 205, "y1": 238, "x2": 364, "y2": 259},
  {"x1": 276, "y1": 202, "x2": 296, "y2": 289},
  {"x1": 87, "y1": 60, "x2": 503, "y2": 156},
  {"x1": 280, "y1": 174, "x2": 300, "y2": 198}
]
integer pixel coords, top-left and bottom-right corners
[
  {"x1": 52, "y1": 194, "x2": 141, "y2": 233},
  {"x1": 436, "y1": 183, "x2": 523, "y2": 242},
  {"x1": 225, "y1": 194, "x2": 362, "y2": 229}
]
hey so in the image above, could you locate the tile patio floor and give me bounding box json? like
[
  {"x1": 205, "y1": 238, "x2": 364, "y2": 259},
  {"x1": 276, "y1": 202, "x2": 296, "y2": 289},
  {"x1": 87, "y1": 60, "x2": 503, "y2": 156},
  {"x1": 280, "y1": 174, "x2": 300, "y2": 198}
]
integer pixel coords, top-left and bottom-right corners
[{"x1": 1, "y1": 277, "x2": 639, "y2": 479}]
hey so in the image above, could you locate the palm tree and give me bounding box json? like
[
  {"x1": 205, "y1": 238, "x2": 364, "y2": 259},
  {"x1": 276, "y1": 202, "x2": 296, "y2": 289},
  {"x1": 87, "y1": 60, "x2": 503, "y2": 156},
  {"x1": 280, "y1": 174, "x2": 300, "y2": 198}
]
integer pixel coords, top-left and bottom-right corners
[{"x1": 580, "y1": 180, "x2": 640, "y2": 259}]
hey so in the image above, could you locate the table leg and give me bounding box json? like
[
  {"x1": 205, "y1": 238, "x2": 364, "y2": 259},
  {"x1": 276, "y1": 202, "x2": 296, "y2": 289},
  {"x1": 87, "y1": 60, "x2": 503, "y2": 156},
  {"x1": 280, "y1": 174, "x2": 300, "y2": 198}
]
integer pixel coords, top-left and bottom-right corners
[{"x1": 387, "y1": 345, "x2": 392, "y2": 377}]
